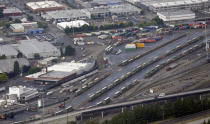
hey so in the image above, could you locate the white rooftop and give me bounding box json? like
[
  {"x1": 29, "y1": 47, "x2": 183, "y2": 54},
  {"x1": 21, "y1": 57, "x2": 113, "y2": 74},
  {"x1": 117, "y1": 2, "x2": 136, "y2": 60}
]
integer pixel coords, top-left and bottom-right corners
[
  {"x1": 26, "y1": 61, "x2": 90, "y2": 79},
  {"x1": 57, "y1": 20, "x2": 89, "y2": 29},
  {"x1": 152, "y1": 0, "x2": 208, "y2": 7},
  {"x1": 26, "y1": 1, "x2": 64, "y2": 10}
]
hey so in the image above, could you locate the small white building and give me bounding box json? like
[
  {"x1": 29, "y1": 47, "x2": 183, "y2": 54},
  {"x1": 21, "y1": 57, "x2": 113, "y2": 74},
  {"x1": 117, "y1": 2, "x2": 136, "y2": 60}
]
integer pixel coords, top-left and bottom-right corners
[
  {"x1": 10, "y1": 24, "x2": 24, "y2": 33},
  {"x1": 9, "y1": 85, "x2": 38, "y2": 101},
  {"x1": 57, "y1": 20, "x2": 89, "y2": 30},
  {"x1": 157, "y1": 10, "x2": 195, "y2": 22}
]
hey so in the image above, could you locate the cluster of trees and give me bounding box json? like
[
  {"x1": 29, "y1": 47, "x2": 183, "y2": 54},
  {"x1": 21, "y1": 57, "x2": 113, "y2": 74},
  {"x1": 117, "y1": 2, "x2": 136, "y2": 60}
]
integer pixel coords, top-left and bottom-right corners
[
  {"x1": 202, "y1": 119, "x2": 210, "y2": 124},
  {"x1": 64, "y1": 22, "x2": 133, "y2": 34},
  {"x1": 138, "y1": 17, "x2": 164, "y2": 27},
  {"x1": 86, "y1": 97, "x2": 210, "y2": 124},
  {"x1": 0, "y1": 9, "x2": 3, "y2": 18},
  {"x1": 0, "y1": 55, "x2": 6, "y2": 59},
  {"x1": 37, "y1": 22, "x2": 48, "y2": 29},
  {"x1": 65, "y1": 45, "x2": 75, "y2": 56},
  {"x1": 0, "y1": 73, "x2": 8, "y2": 82}
]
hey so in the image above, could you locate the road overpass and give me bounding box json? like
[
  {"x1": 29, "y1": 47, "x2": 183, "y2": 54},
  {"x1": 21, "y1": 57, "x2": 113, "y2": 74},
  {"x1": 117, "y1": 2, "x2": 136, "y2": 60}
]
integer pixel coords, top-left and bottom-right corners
[{"x1": 14, "y1": 88, "x2": 210, "y2": 124}]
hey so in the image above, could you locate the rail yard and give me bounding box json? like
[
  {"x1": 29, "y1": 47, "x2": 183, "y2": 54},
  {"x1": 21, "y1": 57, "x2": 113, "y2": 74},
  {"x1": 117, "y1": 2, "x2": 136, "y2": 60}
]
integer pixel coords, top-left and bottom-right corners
[{"x1": 1, "y1": 0, "x2": 210, "y2": 123}]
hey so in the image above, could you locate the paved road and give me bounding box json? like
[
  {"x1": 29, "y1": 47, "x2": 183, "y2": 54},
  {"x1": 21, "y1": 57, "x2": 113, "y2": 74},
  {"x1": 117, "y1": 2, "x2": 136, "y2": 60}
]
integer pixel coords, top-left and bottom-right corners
[{"x1": 27, "y1": 88, "x2": 210, "y2": 124}]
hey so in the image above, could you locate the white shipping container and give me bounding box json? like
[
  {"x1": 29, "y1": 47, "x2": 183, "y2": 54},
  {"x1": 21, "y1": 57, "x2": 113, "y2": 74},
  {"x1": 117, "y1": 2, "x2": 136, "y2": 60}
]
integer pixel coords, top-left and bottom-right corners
[{"x1": 125, "y1": 44, "x2": 136, "y2": 49}]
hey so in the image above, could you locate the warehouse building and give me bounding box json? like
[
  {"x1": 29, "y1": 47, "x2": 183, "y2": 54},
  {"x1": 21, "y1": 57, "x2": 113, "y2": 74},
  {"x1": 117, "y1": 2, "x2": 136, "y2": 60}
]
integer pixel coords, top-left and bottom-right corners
[
  {"x1": 90, "y1": 0, "x2": 123, "y2": 7},
  {"x1": 85, "y1": 7, "x2": 111, "y2": 19},
  {"x1": 0, "y1": 58, "x2": 29, "y2": 74},
  {"x1": 0, "y1": 5, "x2": 6, "y2": 10},
  {"x1": 157, "y1": 10, "x2": 195, "y2": 21},
  {"x1": 9, "y1": 85, "x2": 38, "y2": 102},
  {"x1": 25, "y1": 57, "x2": 96, "y2": 83},
  {"x1": 41, "y1": 9, "x2": 91, "y2": 23},
  {"x1": 10, "y1": 22, "x2": 44, "y2": 34},
  {"x1": 3, "y1": 7, "x2": 23, "y2": 17},
  {"x1": 26, "y1": 1, "x2": 65, "y2": 13},
  {"x1": 15, "y1": 39, "x2": 61, "y2": 59},
  {"x1": 84, "y1": 4, "x2": 141, "y2": 18},
  {"x1": 0, "y1": 45, "x2": 19, "y2": 58},
  {"x1": 126, "y1": 0, "x2": 209, "y2": 12},
  {"x1": 109, "y1": 4, "x2": 141, "y2": 16},
  {"x1": 57, "y1": 20, "x2": 89, "y2": 30}
]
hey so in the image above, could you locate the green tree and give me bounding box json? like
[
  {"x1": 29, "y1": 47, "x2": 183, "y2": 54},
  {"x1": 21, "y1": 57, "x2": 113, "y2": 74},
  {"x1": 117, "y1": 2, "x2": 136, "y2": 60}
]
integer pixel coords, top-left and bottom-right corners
[
  {"x1": 28, "y1": 66, "x2": 41, "y2": 74},
  {"x1": 65, "y1": 45, "x2": 75, "y2": 56},
  {"x1": 64, "y1": 27, "x2": 72, "y2": 34},
  {"x1": 152, "y1": 17, "x2": 164, "y2": 26},
  {"x1": 68, "y1": 121, "x2": 76, "y2": 124},
  {"x1": 0, "y1": 55, "x2": 6, "y2": 59},
  {"x1": 0, "y1": 73, "x2": 8, "y2": 82},
  {"x1": 22, "y1": 65, "x2": 30, "y2": 73},
  {"x1": 86, "y1": 120, "x2": 100, "y2": 124},
  {"x1": 34, "y1": 53, "x2": 40, "y2": 59},
  {"x1": 27, "y1": 15, "x2": 33, "y2": 21},
  {"x1": 5, "y1": 23, "x2": 10, "y2": 28},
  {"x1": 60, "y1": 48, "x2": 64, "y2": 56},
  {"x1": 14, "y1": 61, "x2": 20, "y2": 74},
  {"x1": 14, "y1": 19, "x2": 22, "y2": 23},
  {"x1": 0, "y1": 9, "x2": 3, "y2": 18},
  {"x1": 37, "y1": 22, "x2": 48, "y2": 29}
]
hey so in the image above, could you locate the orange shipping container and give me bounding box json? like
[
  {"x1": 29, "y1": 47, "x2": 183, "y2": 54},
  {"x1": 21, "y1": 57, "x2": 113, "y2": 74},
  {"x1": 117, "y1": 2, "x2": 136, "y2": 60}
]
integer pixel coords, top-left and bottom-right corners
[{"x1": 136, "y1": 43, "x2": 145, "y2": 48}]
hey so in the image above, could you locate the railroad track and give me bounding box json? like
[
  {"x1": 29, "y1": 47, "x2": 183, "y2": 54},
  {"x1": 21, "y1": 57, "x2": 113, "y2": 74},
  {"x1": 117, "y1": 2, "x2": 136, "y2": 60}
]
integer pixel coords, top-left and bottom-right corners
[{"x1": 119, "y1": 34, "x2": 187, "y2": 66}]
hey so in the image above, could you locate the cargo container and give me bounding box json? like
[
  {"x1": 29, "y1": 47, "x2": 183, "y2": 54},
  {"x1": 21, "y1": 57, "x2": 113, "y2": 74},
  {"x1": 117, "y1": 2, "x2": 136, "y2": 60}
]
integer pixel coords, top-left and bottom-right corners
[
  {"x1": 125, "y1": 44, "x2": 136, "y2": 51},
  {"x1": 142, "y1": 38, "x2": 156, "y2": 43},
  {"x1": 136, "y1": 43, "x2": 145, "y2": 48}
]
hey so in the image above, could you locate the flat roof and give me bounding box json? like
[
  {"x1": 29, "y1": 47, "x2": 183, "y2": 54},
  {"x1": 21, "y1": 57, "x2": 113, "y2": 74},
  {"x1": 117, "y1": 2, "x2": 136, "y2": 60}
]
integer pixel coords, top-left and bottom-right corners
[
  {"x1": 3, "y1": 7, "x2": 22, "y2": 14},
  {"x1": 41, "y1": 9, "x2": 89, "y2": 20},
  {"x1": 16, "y1": 39, "x2": 59, "y2": 56},
  {"x1": 0, "y1": 45, "x2": 18, "y2": 56},
  {"x1": 26, "y1": 1, "x2": 64, "y2": 10},
  {"x1": 152, "y1": 0, "x2": 208, "y2": 8},
  {"x1": 109, "y1": 4, "x2": 141, "y2": 13},
  {"x1": 158, "y1": 9, "x2": 195, "y2": 16},
  {"x1": 57, "y1": 20, "x2": 89, "y2": 29},
  {"x1": 26, "y1": 61, "x2": 93, "y2": 79}
]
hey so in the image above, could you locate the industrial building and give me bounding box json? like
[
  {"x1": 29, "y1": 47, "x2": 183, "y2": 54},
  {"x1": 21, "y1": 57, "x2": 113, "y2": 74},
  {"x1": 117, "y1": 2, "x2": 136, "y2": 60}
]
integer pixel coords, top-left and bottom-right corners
[
  {"x1": 109, "y1": 4, "x2": 141, "y2": 16},
  {"x1": 157, "y1": 10, "x2": 195, "y2": 21},
  {"x1": 0, "y1": 58, "x2": 29, "y2": 74},
  {"x1": 41, "y1": 9, "x2": 91, "y2": 23},
  {"x1": 10, "y1": 24, "x2": 25, "y2": 33},
  {"x1": 10, "y1": 22, "x2": 44, "y2": 34},
  {"x1": 90, "y1": 0, "x2": 123, "y2": 7},
  {"x1": 26, "y1": 1, "x2": 65, "y2": 13},
  {"x1": 14, "y1": 39, "x2": 61, "y2": 59},
  {"x1": 3, "y1": 7, "x2": 23, "y2": 16},
  {"x1": 8, "y1": 86, "x2": 38, "y2": 102},
  {"x1": 57, "y1": 20, "x2": 89, "y2": 30},
  {"x1": 84, "y1": 4, "x2": 141, "y2": 18},
  {"x1": 25, "y1": 57, "x2": 96, "y2": 83},
  {"x1": 126, "y1": 0, "x2": 209, "y2": 12},
  {"x1": 0, "y1": 5, "x2": 6, "y2": 10},
  {"x1": 0, "y1": 45, "x2": 19, "y2": 58}
]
